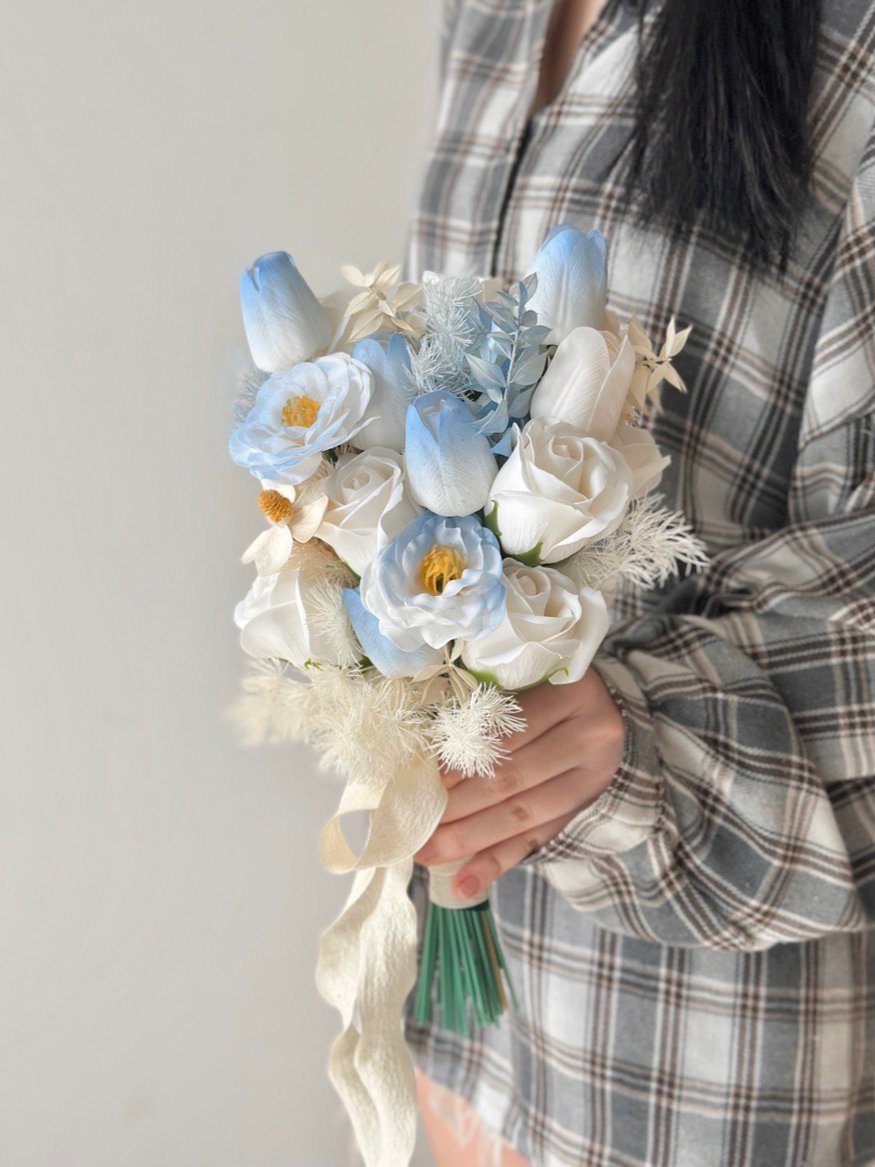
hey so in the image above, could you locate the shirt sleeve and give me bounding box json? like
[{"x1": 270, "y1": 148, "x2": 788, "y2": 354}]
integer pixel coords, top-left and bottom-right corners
[
  {"x1": 518, "y1": 123, "x2": 875, "y2": 953},
  {"x1": 439, "y1": 0, "x2": 463, "y2": 81}
]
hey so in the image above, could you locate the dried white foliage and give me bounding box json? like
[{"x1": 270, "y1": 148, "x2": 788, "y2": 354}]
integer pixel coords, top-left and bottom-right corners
[
  {"x1": 426, "y1": 685, "x2": 526, "y2": 779},
  {"x1": 563, "y1": 495, "x2": 709, "y2": 594},
  {"x1": 228, "y1": 661, "x2": 422, "y2": 780},
  {"x1": 305, "y1": 668, "x2": 430, "y2": 785},
  {"x1": 334, "y1": 261, "x2": 424, "y2": 344},
  {"x1": 626, "y1": 316, "x2": 693, "y2": 417},
  {"x1": 290, "y1": 537, "x2": 355, "y2": 590},
  {"x1": 229, "y1": 655, "x2": 528, "y2": 782},
  {"x1": 410, "y1": 274, "x2": 483, "y2": 395},
  {"x1": 306, "y1": 581, "x2": 361, "y2": 669},
  {"x1": 233, "y1": 365, "x2": 268, "y2": 423},
  {"x1": 227, "y1": 659, "x2": 314, "y2": 748}
]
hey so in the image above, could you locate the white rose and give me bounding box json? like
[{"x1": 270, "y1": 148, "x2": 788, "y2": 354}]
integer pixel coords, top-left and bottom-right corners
[
  {"x1": 609, "y1": 421, "x2": 670, "y2": 499},
  {"x1": 316, "y1": 447, "x2": 420, "y2": 576},
  {"x1": 461, "y1": 560, "x2": 609, "y2": 689},
  {"x1": 530, "y1": 327, "x2": 635, "y2": 440},
  {"x1": 234, "y1": 564, "x2": 352, "y2": 667},
  {"x1": 487, "y1": 418, "x2": 631, "y2": 564}
]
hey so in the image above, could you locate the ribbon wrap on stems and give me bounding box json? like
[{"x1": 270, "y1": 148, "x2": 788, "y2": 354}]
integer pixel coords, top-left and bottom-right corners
[
  {"x1": 427, "y1": 856, "x2": 488, "y2": 908},
  {"x1": 315, "y1": 752, "x2": 448, "y2": 1167}
]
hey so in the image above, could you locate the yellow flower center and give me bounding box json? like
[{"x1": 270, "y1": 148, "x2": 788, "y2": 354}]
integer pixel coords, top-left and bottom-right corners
[
  {"x1": 281, "y1": 394, "x2": 320, "y2": 428},
  {"x1": 258, "y1": 489, "x2": 294, "y2": 525},
  {"x1": 419, "y1": 544, "x2": 465, "y2": 596}
]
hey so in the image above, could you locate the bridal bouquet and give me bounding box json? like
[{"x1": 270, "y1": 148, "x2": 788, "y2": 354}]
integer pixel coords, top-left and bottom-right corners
[{"x1": 228, "y1": 225, "x2": 706, "y2": 1167}]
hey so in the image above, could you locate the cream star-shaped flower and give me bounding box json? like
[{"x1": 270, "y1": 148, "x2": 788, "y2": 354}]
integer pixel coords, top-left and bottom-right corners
[
  {"x1": 625, "y1": 316, "x2": 692, "y2": 416},
  {"x1": 336, "y1": 260, "x2": 424, "y2": 343},
  {"x1": 242, "y1": 463, "x2": 330, "y2": 576}
]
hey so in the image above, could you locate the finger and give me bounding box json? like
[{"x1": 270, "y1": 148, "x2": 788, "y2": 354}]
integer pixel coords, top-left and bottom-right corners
[
  {"x1": 500, "y1": 676, "x2": 587, "y2": 752},
  {"x1": 437, "y1": 674, "x2": 590, "y2": 790},
  {"x1": 437, "y1": 763, "x2": 466, "y2": 791},
  {"x1": 416, "y1": 766, "x2": 591, "y2": 865},
  {"x1": 446, "y1": 812, "x2": 574, "y2": 900},
  {"x1": 440, "y1": 715, "x2": 583, "y2": 824},
  {"x1": 435, "y1": 688, "x2": 562, "y2": 792}
]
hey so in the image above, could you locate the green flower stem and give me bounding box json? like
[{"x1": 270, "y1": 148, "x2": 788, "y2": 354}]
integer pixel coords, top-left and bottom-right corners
[{"x1": 414, "y1": 899, "x2": 518, "y2": 1035}]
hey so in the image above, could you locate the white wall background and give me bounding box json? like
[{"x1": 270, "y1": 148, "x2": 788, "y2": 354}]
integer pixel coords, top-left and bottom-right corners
[{"x1": 0, "y1": 3, "x2": 440, "y2": 1163}]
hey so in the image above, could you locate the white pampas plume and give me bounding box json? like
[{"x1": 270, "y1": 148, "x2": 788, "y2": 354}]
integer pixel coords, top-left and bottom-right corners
[
  {"x1": 228, "y1": 659, "x2": 431, "y2": 782},
  {"x1": 428, "y1": 685, "x2": 526, "y2": 779},
  {"x1": 306, "y1": 580, "x2": 361, "y2": 669},
  {"x1": 306, "y1": 668, "x2": 429, "y2": 785},
  {"x1": 289, "y1": 537, "x2": 355, "y2": 589},
  {"x1": 227, "y1": 539, "x2": 362, "y2": 753},
  {"x1": 227, "y1": 659, "x2": 314, "y2": 747},
  {"x1": 277, "y1": 538, "x2": 359, "y2": 666},
  {"x1": 564, "y1": 495, "x2": 709, "y2": 593}
]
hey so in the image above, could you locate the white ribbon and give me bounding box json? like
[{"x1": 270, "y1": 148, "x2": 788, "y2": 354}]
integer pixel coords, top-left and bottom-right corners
[
  {"x1": 315, "y1": 752, "x2": 448, "y2": 1167},
  {"x1": 427, "y1": 856, "x2": 488, "y2": 909}
]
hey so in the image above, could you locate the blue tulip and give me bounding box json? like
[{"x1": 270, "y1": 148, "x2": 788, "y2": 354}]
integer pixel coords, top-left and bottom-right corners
[
  {"x1": 525, "y1": 224, "x2": 608, "y2": 345},
  {"x1": 240, "y1": 251, "x2": 331, "y2": 372},
  {"x1": 343, "y1": 587, "x2": 442, "y2": 679},
  {"x1": 350, "y1": 333, "x2": 416, "y2": 452},
  {"x1": 404, "y1": 391, "x2": 498, "y2": 517}
]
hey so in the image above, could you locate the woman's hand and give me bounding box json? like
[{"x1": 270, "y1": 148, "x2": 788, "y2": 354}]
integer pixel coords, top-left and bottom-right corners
[{"x1": 413, "y1": 668, "x2": 625, "y2": 901}]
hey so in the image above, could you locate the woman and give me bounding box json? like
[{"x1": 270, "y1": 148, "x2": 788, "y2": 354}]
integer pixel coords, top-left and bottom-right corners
[{"x1": 403, "y1": 1, "x2": 875, "y2": 1165}]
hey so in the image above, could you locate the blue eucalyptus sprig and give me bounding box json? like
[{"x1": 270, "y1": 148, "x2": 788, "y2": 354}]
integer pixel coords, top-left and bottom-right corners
[{"x1": 465, "y1": 274, "x2": 551, "y2": 454}]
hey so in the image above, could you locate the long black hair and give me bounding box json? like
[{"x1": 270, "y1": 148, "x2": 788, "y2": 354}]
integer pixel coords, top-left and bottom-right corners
[{"x1": 619, "y1": 0, "x2": 823, "y2": 270}]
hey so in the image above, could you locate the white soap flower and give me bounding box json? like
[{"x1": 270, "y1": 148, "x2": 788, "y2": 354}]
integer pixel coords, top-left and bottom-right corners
[
  {"x1": 461, "y1": 560, "x2": 609, "y2": 689},
  {"x1": 530, "y1": 326, "x2": 635, "y2": 440},
  {"x1": 317, "y1": 447, "x2": 421, "y2": 576},
  {"x1": 609, "y1": 421, "x2": 671, "y2": 499},
  {"x1": 234, "y1": 563, "x2": 355, "y2": 668},
  {"x1": 486, "y1": 418, "x2": 631, "y2": 564}
]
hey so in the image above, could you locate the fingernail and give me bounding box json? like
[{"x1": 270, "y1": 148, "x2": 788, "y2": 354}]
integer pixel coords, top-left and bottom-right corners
[{"x1": 454, "y1": 875, "x2": 480, "y2": 900}]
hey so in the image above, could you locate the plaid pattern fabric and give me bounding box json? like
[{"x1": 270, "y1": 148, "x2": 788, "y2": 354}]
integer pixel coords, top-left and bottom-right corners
[{"x1": 402, "y1": 1, "x2": 875, "y2": 1164}]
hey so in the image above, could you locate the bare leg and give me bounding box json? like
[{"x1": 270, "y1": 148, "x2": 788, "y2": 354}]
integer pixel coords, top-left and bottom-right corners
[{"x1": 415, "y1": 1068, "x2": 531, "y2": 1167}]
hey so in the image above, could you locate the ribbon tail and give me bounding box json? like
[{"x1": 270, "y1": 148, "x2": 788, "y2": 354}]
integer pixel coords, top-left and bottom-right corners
[
  {"x1": 316, "y1": 859, "x2": 418, "y2": 1167},
  {"x1": 315, "y1": 753, "x2": 447, "y2": 1167}
]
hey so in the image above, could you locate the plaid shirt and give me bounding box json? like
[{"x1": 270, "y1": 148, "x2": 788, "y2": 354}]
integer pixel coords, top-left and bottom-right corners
[{"x1": 402, "y1": 1, "x2": 875, "y2": 1164}]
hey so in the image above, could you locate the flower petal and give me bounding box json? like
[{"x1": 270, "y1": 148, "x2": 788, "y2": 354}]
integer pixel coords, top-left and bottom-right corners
[
  {"x1": 343, "y1": 588, "x2": 443, "y2": 679},
  {"x1": 525, "y1": 224, "x2": 608, "y2": 345},
  {"x1": 240, "y1": 252, "x2": 330, "y2": 372},
  {"x1": 404, "y1": 391, "x2": 498, "y2": 516},
  {"x1": 530, "y1": 328, "x2": 634, "y2": 440}
]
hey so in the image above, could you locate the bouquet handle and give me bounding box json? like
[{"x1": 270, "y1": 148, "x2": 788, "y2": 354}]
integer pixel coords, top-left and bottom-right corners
[{"x1": 414, "y1": 856, "x2": 518, "y2": 1034}]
